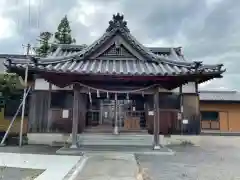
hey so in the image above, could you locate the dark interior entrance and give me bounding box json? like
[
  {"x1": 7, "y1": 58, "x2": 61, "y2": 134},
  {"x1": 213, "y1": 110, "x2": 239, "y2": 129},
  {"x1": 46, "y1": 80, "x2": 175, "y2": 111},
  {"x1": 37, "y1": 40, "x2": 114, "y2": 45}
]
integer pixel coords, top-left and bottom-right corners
[{"x1": 85, "y1": 95, "x2": 146, "y2": 133}]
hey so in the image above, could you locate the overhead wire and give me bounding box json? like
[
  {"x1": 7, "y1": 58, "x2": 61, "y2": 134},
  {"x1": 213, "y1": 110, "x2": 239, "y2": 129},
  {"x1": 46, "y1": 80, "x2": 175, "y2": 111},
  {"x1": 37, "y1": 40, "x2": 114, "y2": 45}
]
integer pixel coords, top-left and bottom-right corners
[
  {"x1": 16, "y1": 0, "x2": 20, "y2": 33},
  {"x1": 28, "y1": 0, "x2": 31, "y2": 30},
  {"x1": 37, "y1": 0, "x2": 41, "y2": 29}
]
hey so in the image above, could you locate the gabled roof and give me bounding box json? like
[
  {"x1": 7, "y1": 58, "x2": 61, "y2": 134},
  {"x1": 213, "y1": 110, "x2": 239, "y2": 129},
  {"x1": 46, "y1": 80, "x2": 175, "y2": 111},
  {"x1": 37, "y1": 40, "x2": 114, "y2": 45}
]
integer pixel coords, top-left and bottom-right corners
[
  {"x1": 45, "y1": 44, "x2": 187, "y2": 62},
  {"x1": 4, "y1": 13, "x2": 225, "y2": 78}
]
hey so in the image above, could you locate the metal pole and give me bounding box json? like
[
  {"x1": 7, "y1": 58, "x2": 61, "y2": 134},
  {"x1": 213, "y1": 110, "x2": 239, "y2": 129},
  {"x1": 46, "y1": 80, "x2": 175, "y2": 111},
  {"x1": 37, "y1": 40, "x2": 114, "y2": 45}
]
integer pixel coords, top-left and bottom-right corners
[{"x1": 19, "y1": 43, "x2": 30, "y2": 147}]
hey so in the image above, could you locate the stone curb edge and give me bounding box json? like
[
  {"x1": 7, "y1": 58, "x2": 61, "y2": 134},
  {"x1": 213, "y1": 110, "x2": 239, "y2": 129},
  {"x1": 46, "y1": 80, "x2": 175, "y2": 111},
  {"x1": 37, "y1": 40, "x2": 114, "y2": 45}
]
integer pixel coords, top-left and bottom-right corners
[{"x1": 62, "y1": 156, "x2": 88, "y2": 180}]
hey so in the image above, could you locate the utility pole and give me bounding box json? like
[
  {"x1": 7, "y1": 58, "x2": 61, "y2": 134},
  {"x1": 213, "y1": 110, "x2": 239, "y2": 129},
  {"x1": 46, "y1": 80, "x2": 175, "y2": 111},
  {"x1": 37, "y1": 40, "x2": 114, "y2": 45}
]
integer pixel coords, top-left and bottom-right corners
[{"x1": 19, "y1": 43, "x2": 30, "y2": 147}]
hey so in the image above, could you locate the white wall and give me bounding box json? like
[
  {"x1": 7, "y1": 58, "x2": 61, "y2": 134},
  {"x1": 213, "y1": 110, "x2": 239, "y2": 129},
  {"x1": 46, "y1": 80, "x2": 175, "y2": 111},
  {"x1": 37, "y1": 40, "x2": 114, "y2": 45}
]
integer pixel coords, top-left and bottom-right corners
[
  {"x1": 172, "y1": 82, "x2": 196, "y2": 93},
  {"x1": 34, "y1": 78, "x2": 73, "y2": 90}
]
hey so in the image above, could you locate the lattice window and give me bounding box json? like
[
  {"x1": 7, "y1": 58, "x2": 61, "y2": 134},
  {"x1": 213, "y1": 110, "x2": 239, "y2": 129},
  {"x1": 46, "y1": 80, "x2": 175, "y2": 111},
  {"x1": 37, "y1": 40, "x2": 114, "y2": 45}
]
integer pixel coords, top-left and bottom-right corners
[{"x1": 102, "y1": 45, "x2": 133, "y2": 57}]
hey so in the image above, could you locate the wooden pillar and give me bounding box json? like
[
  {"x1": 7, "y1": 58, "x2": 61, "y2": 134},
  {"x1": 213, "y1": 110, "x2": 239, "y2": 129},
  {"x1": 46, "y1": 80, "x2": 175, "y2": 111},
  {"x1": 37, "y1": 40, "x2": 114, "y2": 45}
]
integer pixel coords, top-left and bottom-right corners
[
  {"x1": 179, "y1": 85, "x2": 183, "y2": 134},
  {"x1": 195, "y1": 81, "x2": 201, "y2": 134},
  {"x1": 113, "y1": 94, "x2": 119, "y2": 134},
  {"x1": 153, "y1": 87, "x2": 161, "y2": 149},
  {"x1": 71, "y1": 88, "x2": 79, "y2": 148},
  {"x1": 78, "y1": 93, "x2": 87, "y2": 133},
  {"x1": 47, "y1": 83, "x2": 52, "y2": 132}
]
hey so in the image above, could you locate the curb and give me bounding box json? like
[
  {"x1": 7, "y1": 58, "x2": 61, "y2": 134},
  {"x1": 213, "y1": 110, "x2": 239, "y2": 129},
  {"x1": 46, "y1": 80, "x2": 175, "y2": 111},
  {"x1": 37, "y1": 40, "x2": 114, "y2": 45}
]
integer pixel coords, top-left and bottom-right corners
[{"x1": 63, "y1": 156, "x2": 88, "y2": 180}]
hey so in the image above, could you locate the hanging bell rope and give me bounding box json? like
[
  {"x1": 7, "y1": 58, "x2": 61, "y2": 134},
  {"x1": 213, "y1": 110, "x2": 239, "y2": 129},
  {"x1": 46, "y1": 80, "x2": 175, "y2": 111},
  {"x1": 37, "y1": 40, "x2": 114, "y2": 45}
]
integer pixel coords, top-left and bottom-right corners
[
  {"x1": 88, "y1": 89, "x2": 92, "y2": 103},
  {"x1": 126, "y1": 93, "x2": 129, "y2": 100},
  {"x1": 97, "y1": 89, "x2": 100, "y2": 98}
]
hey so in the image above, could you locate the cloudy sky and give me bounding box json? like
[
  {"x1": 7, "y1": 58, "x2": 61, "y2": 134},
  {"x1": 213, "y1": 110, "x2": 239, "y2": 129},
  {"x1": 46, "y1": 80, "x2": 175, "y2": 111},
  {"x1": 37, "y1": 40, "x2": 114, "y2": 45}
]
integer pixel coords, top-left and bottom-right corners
[{"x1": 0, "y1": 0, "x2": 239, "y2": 90}]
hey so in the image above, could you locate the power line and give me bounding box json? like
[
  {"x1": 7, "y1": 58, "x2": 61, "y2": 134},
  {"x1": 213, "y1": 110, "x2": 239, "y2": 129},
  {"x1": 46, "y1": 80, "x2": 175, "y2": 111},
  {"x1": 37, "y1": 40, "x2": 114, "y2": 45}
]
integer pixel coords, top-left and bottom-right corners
[
  {"x1": 37, "y1": 0, "x2": 42, "y2": 29},
  {"x1": 16, "y1": 0, "x2": 20, "y2": 33},
  {"x1": 19, "y1": 0, "x2": 32, "y2": 147},
  {"x1": 28, "y1": 0, "x2": 31, "y2": 29}
]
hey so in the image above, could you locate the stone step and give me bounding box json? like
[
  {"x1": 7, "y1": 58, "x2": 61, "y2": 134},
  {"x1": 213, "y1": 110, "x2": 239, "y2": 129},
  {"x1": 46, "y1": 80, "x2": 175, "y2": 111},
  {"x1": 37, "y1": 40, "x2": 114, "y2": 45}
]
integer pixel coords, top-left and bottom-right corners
[
  {"x1": 78, "y1": 134, "x2": 154, "y2": 146},
  {"x1": 52, "y1": 133, "x2": 168, "y2": 147}
]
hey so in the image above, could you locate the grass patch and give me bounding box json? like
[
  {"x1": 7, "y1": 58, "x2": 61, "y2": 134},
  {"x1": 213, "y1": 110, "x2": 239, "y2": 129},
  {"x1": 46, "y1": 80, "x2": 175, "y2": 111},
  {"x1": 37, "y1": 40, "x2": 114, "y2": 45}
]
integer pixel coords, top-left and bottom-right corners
[
  {"x1": 0, "y1": 166, "x2": 44, "y2": 180},
  {"x1": 180, "y1": 140, "x2": 194, "y2": 146}
]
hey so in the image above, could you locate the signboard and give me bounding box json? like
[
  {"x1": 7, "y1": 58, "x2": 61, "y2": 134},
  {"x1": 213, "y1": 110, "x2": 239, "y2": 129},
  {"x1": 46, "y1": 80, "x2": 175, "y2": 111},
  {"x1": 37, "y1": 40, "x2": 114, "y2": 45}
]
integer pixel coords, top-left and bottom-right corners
[
  {"x1": 177, "y1": 112, "x2": 182, "y2": 120},
  {"x1": 182, "y1": 119, "x2": 188, "y2": 124},
  {"x1": 148, "y1": 111, "x2": 154, "y2": 116},
  {"x1": 62, "y1": 109, "x2": 69, "y2": 118}
]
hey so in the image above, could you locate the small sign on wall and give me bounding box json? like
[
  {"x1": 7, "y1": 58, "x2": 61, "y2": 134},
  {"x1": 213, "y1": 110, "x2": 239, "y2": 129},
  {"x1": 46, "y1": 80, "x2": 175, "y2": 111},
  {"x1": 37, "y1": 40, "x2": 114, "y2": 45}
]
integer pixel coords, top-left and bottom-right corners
[
  {"x1": 104, "y1": 112, "x2": 108, "y2": 118},
  {"x1": 148, "y1": 111, "x2": 154, "y2": 116},
  {"x1": 182, "y1": 119, "x2": 188, "y2": 124},
  {"x1": 177, "y1": 112, "x2": 182, "y2": 120},
  {"x1": 62, "y1": 109, "x2": 69, "y2": 118}
]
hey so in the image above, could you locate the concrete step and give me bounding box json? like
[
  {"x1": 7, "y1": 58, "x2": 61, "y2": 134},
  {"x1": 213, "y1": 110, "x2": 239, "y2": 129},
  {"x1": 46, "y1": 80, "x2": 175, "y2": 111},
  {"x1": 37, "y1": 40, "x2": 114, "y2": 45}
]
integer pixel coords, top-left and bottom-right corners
[{"x1": 78, "y1": 133, "x2": 154, "y2": 146}]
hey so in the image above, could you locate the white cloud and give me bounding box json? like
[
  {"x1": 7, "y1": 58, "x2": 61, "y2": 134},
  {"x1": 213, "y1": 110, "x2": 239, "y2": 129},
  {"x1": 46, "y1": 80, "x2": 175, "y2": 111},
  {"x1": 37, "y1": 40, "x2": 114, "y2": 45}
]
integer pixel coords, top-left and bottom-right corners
[
  {"x1": 0, "y1": 0, "x2": 238, "y2": 91},
  {"x1": 0, "y1": 16, "x2": 16, "y2": 39},
  {"x1": 206, "y1": 0, "x2": 224, "y2": 8},
  {"x1": 69, "y1": 1, "x2": 105, "y2": 27}
]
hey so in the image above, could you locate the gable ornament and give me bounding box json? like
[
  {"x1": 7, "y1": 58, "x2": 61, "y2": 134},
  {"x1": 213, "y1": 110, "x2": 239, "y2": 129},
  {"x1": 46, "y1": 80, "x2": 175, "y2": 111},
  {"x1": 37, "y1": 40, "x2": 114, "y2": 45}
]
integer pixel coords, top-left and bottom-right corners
[{"x1": 106, "y1": 13, "x2": 130, "y2": 32}]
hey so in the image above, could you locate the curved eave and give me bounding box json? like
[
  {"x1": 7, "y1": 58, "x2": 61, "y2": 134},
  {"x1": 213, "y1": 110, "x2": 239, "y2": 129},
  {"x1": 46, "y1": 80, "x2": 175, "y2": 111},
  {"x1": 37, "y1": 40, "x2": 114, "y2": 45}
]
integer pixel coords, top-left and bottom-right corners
[{"x1": 5, "y1": 61, "x2": 225, "y2": 78}]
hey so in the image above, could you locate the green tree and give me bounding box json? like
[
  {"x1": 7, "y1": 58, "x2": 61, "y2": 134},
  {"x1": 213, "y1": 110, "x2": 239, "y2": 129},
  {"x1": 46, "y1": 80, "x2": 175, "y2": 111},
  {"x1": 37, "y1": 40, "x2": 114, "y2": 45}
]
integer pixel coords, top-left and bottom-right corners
[
  {"x1": 54, "y1": 15, "x2": 76, "y2": 44},
  {"x1": 35, "y1": 31, "x2": 53, "y2": 57},
  {"x1": 0, "y1": 73, "x2": 23, "y2": 99}
]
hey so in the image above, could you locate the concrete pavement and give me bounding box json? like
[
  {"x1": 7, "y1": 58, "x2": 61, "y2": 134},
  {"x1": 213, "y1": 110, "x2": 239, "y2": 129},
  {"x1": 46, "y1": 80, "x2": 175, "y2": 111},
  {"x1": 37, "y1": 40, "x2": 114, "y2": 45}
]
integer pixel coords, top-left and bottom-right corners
[
  {"x1": 137, "y1": 136, "x2": 240, "y2": 180},
  {"x1": 74, "y1": 153, "x2": 139, "y2": 180}
]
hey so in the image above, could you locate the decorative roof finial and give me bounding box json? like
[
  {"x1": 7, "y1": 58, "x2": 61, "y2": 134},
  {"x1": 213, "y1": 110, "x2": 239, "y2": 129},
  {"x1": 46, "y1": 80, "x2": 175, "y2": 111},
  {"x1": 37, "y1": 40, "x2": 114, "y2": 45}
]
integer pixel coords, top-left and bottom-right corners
[{"x1": 106, "y1": 13, "x2": 130, "y2": 32}]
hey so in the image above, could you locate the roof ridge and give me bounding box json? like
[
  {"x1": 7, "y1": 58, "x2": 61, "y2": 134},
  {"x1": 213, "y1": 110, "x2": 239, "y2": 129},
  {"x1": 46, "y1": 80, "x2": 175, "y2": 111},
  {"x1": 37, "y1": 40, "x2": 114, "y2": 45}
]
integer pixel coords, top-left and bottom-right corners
[{"x1": 200, "y1": 90, "x2": 237, "y2": 93}]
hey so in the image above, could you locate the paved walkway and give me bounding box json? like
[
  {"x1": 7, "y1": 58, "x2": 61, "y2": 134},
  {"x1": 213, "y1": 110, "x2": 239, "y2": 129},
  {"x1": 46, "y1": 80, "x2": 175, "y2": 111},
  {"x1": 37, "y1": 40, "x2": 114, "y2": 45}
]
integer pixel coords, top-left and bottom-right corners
[
  {"x1": 74, "y1": 153, "x2": 139, "y2": 180},
  {"x1": 137, "y1": 136, "x2": 240, "y2": 180}
]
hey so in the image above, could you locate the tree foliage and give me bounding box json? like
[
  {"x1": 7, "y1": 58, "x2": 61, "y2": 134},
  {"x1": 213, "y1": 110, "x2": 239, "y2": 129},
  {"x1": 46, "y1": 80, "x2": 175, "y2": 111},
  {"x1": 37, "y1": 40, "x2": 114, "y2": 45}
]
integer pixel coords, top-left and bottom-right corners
[
  {"x1": 54, "y1": 15, "x2": 76, "y2": 44},
  {"x1": 0, "y1": 73, "x2": 23, "y2": 99},
  {"x1": 35, "y1": 31, "x2": 53, "y2": 57}
]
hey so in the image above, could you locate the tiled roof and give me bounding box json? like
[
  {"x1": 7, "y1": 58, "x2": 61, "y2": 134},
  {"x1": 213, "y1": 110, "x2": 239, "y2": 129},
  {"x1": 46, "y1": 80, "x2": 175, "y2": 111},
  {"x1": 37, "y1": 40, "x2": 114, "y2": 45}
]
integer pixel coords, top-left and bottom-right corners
[
  {"x1": 46, "y1": 44, "x2": 187, "y2": 62},
  {"x1": 6, "y1": 58, "x2": 223, "y2": 76},
  {"x1": 199, "y1": 91, "x2": 240, "y2": 102},
  {"x1": 4, "y1": 13, "x2": 225, "y2": 78},
  {"x1": 0, "y1": 54, "x2": 30, "y2": 72}
]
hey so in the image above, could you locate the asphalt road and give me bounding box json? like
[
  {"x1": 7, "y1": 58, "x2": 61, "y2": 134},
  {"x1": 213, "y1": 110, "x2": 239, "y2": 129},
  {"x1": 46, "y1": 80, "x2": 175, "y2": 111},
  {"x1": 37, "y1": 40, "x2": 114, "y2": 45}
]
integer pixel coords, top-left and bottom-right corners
[{"x1": 136, "y1": 136, "x2": 240, "y2": 180}]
